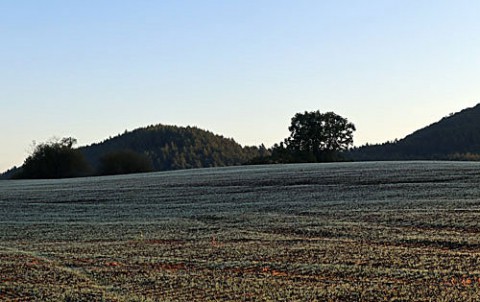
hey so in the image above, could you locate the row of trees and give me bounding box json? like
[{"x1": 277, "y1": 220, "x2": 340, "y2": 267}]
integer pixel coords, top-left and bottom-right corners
[
  {"x1": 11, "y1": 110, "x2": 356, "y2": 179},
  {"x1": 12, "y1": 104, "x2": 480, "y2": 179}
]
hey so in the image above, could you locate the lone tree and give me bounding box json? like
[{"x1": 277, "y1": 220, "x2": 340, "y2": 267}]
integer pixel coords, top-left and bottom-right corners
[
  {"x1": 14, "y1": 137, "x2": 91, "y2": 179},
  {"x1": 286, "y1": 111, "x2": 356, "y2": 162}
]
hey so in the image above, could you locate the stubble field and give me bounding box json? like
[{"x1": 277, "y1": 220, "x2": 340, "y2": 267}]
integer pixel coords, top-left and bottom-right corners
[{"x1": 1, "y1": 161, "x2": 480, "y2": 301}]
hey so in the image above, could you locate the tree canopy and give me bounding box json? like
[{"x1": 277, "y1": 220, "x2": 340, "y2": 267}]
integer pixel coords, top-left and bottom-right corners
[
  {"x1": 13, "y1": 137, "x2": 91, "y2": 179},
  {"x1": 286, "y1": 111, "x2": 355, "y2": 161},
  {"x1": 285, "y1": 111, "x2": 355, "y2": 162},
  {"x1": 247, "y1": 110, "x2": 356, "y2": 164}
]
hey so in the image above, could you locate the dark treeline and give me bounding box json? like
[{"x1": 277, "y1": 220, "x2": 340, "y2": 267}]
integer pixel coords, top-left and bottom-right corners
[
  {"x1": 347, "y1": 104, "x2": 480, "y2": 161},
  {"x1": 7, "y1": 125, "x2": 267, "y2": 179},
  {"x1": 80, "y1": 124, "x2": 266, "y2": 172},
  {"x1": 4, "y1": 103, "x2": 480, "y2": 180},
  {"x1": 5, "y1": 111, "x2": 356, "y2": 179}
]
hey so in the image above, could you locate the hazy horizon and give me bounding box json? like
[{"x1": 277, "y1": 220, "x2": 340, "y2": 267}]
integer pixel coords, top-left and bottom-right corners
[{"x1": 2, "y1": 1, "x2": 480, "y2": 171}]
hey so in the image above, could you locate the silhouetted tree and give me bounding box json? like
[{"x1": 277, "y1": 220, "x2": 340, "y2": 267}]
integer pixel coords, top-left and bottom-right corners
[
  {"x1": 98, "y1": 150, "x2": 153, "y2": 175},
  {"x1": 286, "y1": 111, "x2": 356, "y2": 162},
  {"x1": 245, "y1": 111, "x2": 356, "y2": 164},
  {"x1": 14, "y1": 137, "x2": 91, "y2": 179}
]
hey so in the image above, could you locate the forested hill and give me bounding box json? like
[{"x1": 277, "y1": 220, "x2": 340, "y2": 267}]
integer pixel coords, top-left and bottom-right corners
[
  {"x1": 80, "y1": 124, "x2": 266, "y2": 172},
  {"x1": 348, "y1": 103, "x2": 480, "y2": 161}
]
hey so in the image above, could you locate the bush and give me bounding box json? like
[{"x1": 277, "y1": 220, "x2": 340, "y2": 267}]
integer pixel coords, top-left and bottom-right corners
[
  {"x1": 14, "y1": 137, "x2": 91, "y2": 179},
  {"x1": 98, "y1": 150, "x2": 153, "y2": 176}
]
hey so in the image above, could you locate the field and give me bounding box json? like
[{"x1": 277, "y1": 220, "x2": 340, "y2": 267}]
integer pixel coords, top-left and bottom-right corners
[{"x1": 1, "y1": 161, "x2": 480, "y2": 301}]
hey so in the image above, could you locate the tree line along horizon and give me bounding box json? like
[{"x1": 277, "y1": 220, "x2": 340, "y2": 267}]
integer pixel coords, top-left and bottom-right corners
[
  {"x1": 8, "y1": 110, "x2": 356, "y2": 179},
  {"x1": 7, "y1": 103, "x2": 480, "y2": 179}
]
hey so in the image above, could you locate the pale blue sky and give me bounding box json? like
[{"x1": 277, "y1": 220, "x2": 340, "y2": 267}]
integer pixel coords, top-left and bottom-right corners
[{"x1": 1, "y1": 1, "x2": 480, "y2": 171}]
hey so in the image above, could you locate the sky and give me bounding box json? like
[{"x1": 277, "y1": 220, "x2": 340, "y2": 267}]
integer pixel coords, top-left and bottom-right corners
[{"x1": 1, "y1": 1, "x2": 480, "y2": 171}]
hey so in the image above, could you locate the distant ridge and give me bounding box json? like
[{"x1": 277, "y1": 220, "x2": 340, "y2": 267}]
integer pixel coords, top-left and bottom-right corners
[{"x1": 348, "y1": 103, "x2": 480, "y2": 161}]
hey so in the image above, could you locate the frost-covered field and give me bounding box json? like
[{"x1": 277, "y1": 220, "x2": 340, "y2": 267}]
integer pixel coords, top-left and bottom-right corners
[{"x1": 1, "y1": 161, "x2": 480, "y2": 301}]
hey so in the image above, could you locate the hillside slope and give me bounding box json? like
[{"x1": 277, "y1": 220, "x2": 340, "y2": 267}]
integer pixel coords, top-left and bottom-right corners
[
  {"x1": 348, "y1": 104, "x2": 480, "y2": 160},
  {"x1": 1, "y1": 124, "x2": 264, "y2": 179},
  {"x1": 80, "y1": 124, "x2": 264, "y2": 172}
]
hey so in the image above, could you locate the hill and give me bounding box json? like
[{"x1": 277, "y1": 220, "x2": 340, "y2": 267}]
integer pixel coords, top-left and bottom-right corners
[
  {"x1": 80, "y1": 124, "x2": 265, "y2": 172},
  {"x1": 0, "y1": 167, "x2": 20, "y2": 180},
  {"x1": 348, "y1": 103, "x2": 480, "y2": 161},
  {"x1": 0, "y1": 124, "x2": 266, "y2": 179}
]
